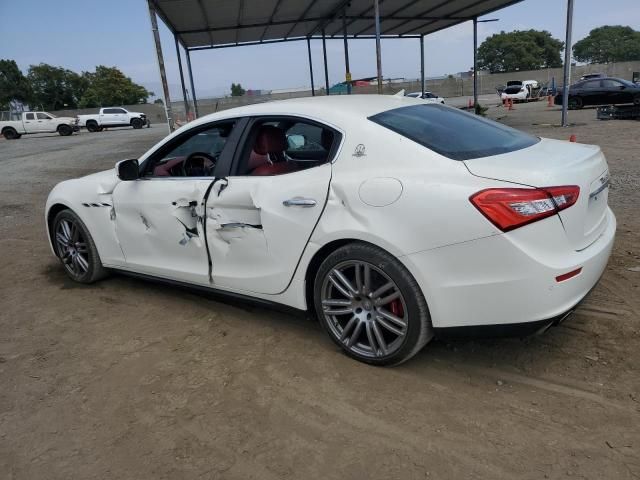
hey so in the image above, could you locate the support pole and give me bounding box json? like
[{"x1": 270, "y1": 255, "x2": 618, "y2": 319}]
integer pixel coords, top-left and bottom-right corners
[
  {"x1": 322, "y1": 29, "x2": 330, "y2": 95},
  {"x1": 174, "y1": 35, "x2": 190, "y2": 119},
  {"x1": 147, "y1": 0, "x2": 173, "y2": 131},
  {"x1": 307, "y1": 37, "x2": 315, "y2": 96},
  {"x1": 374, "y1": 0, "x2": 383, "y2": 94},
  {"x1": 561, "y1": 0, "x2": 574, "y2": 127},
  {"x1": 420, "y1": 35, "x2": 425, "y2": 96},
  {"x1": 473, "y1": 17, "x2": 478, "y2": 111},
  {"x1": 342, "y1": 10, "x2": 351, "y2": 95},
  {"x1": 185, "y1": 48, "x2": 199, "y2": 118}
]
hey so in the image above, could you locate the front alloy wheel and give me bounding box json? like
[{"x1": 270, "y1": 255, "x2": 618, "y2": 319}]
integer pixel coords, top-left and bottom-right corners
[
  {"x1": 315, "y1": 243, "x2": 432, "y2": 366},
  {"x1": 52, "y1": 210, "x2": 106, "y2": 283}
]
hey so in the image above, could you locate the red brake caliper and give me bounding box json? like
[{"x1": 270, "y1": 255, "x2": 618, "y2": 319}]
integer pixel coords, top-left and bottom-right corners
[{"x1": 389, "y1": 298, "x2": 404, "y2": 317}]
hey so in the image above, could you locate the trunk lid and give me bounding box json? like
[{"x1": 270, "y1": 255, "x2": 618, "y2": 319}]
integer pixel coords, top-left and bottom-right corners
[{"x1": 464, "y1": 138, "x2": 610, "y2": 250}]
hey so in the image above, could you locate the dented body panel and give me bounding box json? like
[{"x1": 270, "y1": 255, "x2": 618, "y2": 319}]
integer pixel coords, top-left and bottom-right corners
[{"x1": 207, "y1": 163, "x2": 332, "y2": 294}]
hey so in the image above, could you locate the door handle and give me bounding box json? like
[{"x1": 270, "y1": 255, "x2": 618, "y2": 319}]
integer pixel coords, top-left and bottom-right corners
[{"x1": 283, "y1": 197, "x2": 316, "y2": 208}]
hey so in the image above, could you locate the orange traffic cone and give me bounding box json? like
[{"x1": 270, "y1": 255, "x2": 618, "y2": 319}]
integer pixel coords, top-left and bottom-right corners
[
  {"x1": 569, "y1": 134, "x2": 576, "y2": 142},
  {"x1": 468, "y1": 98, "x2": 473, "y2": 109},
  {"x1": 547, "y1": 95, "x2": 553, "y2": 107},
  {"x1": 507, "y1": 98, "x2": 513, "y2": 111}
]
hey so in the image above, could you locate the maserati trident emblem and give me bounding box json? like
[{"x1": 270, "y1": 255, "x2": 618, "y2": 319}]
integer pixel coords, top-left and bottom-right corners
[{"x1": 353, "y1": 144, "x2": 366, "y2": 157}]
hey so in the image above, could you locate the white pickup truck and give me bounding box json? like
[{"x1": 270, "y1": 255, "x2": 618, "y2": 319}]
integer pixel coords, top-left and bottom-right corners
[
  {"x1": 0, "y1": 111, "x2": 78, "y2": 140},
  {"x1": 77, "y1": 107, "x2": 150, "y2": 132}
]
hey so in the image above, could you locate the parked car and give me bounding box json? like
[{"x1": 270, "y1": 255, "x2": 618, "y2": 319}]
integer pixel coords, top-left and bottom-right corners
[
  {"x1": 45, "y1": 95, "x2": 615, "y2": 366},
  {"x1": 405, "y1": 91, "x2": 445, "y2": 104},
  {"x1": 77, "y1": 107, "x2": 150, "y2": 132},
  {"x1": 0, "y1": 111, "x2": 78, "y2": 139},
  {"x1": 554, "y1": 77, "x2": 640, "y2": 109},
  {"x1": 500, "y1": 80, "x2": 540, "y2": 102}
]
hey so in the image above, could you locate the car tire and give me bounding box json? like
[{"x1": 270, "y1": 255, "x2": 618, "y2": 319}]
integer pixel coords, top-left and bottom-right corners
[
  {"x1": 52, "y1": 209, "x2": 107, "y2": 284},
  {"x1": 2, "y1": 127, "x2": 22, "y2": 140},
  {"x1": 58, "y1": 124, "x2": 73, "y2": 136},
  {"x1": 314, "y1": 242, "x2": 433, "y2": 366},
  {"x1": 86, "y1": 121, "x2": 99, "y2": 132},
  {"x1": 569, "y1": 96, "x2": 583, "y2": 109},
  {"x1": 634, "y1": 95, "x2": 640, "y2": 106},
  {"x1": 2, "y1": 128, "x2": 20, "y2": 140},
  {"x1": 131, "y1": 118, "x2": 143, "y2": 129}
]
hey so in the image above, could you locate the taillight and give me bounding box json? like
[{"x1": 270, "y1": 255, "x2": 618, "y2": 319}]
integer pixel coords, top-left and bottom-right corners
[{"x1": 470, "y1": 186, "x2": 580, "y2": 232}]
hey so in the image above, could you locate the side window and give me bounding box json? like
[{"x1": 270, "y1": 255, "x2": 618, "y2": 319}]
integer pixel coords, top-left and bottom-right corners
[
  {"x1": 103, "y1": 108, "x2": 119, "y2": 114},
  {"x1": 236, "y1": 118, "x2": 339, "y2": 177},
  {"x1": 602, "y1": 79, "x2": 621, "y2": 88},
  {"x1": 582, "y1": 81, "x2": 600, "y2": 90},
  {"x1": 146, "y1": 121, "x2": 236, "y2": 178},
  {"x1": 113, "y1": 108, "x2": 127, "y2": 114},
  {"x1": 25, "y1": 113, "x2": 35, "y2": 120},
  {"x1": 36, "y1": 112, "x2": 51, "y2": 120}
]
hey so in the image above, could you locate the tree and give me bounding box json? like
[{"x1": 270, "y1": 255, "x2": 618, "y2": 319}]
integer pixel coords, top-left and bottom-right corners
[
  {"x1": 573, "y1": 26, "x2": 640, "y2": 64},
  {"x1": 79, "y1": 66, "x2": 151, "y2": 108},
  {"x1": 27, "y1": 63, "x2": 87, "y2": 110},
  {"x1": 230, "y1": 83, "x2": 246, "y2": 96},
  {"x1": 477, "y1": 30, "x2": 563, "y2": 73},
  {"x1": 153, "y1": 98, "x2": 164, "y2": 105},
  {"x1": 0, "y1": 59, "x2": 31, "y2": 109}
]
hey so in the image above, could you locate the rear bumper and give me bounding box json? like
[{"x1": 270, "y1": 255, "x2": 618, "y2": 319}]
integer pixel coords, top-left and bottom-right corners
[
  {"x1": 402, "y1": 208, "x2": 616, "y2": 329},
  {"x1": 434, "y1": 303, "x2": 576, "y2": 339}
]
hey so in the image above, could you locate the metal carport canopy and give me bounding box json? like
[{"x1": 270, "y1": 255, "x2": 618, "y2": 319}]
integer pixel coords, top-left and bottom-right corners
[{"x1": 154, "y1": 0, "x2": 525, "y2": 49}]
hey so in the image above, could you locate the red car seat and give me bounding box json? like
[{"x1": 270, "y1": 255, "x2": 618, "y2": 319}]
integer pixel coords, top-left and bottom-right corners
[{"x1": 248, "y1": 125, "x2": 298, "y2": 176}]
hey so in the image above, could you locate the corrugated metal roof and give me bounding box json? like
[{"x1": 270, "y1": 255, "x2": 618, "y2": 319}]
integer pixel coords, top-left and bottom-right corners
[{"x1": 152, "y1": 0, "x2": 524, "y2": 49}]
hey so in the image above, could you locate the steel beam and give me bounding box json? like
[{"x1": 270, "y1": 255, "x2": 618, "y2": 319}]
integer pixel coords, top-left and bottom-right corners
[
  {"x1": 147, "y1": 0, "x2": 173, "y2": 131},
  {"x1": 307, "y1": 37, "x2": 316, "y2": 96},
  {"x1": 185, "y1": 49, "x2": 199, "y2": 118},
  {"x1": 561, "y1": 0, "x2": 574, "y2": 127},
  {"x1": 473, "y1": 17, "x2": 478, "y2": 110},
  {"x1": 343, "y1": 10, "x2": 351, "y2": 94},
  {"x1": 283, "y1": 0, "x2": 320, "y2": 39},
  {"x1": 175, "y1": 35, "x2": 190, "y2": 119},
  {"x1": 374, "y1": 0, "x2": 383, "y2": 94},
  {"x1": 420, "y1": 35, "x2": 425, "y2": 96},
  {"x1": 322, "y1": 29, "x2": 330, "y2": 94}
]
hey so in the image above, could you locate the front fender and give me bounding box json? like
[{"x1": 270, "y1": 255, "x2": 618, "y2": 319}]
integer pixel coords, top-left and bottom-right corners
[{"x1": 45, "y1": 171, "x2": 125, "y2": 265}]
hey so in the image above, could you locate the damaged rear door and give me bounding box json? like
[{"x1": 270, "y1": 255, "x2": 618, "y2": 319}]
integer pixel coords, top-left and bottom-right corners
[
  {"x1": 206, "y1": 117, "x2": 338, "y2": 295},
  {"x1": 111, "y1": 119, "x2": 246, "y2": 285}
]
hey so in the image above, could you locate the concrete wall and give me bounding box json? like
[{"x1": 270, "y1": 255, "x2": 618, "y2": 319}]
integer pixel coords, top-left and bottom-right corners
[{"x1": 51, "y1": 61, "x2": 640, "y2": 124}]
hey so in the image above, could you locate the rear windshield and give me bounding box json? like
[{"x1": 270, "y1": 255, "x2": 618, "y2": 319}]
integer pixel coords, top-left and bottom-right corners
[{"x1": 368, "y1": 104, "x2": 539, "y2": 160}]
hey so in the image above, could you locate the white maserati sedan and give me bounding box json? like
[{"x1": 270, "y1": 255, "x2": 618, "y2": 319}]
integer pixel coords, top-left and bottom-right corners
[{"x1": 45, "y1": 95, "x2": 615, "y2": 365}]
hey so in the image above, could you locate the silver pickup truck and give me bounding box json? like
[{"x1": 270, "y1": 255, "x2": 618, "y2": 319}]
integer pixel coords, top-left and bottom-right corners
[{"x1": 0, "y1": 111, "x2": 79, "y2": 140}]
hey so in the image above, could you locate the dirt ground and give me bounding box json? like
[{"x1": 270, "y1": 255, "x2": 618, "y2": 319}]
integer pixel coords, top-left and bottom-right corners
[{"x1": 1, "y1": 102, "x2": 639, "y2": 480}]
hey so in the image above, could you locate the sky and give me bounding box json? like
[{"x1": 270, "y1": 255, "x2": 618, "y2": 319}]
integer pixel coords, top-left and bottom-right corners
[{"x1": 1, "y1": 0, "x2": 639, "y2": 100}]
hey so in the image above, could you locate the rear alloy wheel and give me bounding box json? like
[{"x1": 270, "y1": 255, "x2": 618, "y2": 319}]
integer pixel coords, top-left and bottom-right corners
[
  {"x1": 58, "y1": 124, "x2": 73, "y2": 136},
  {"x1": 568, "y1": 96, "x2": 583, "y2": 109},
  {"x1": 314, "y1": 243, "x2": 432, "y2": 366},
  {"x1": 2, "y1": 128, "x2": 20, "y2": 140},
  {"x1": 52, "y1": 210, "x2": 106, "y2": 283},
  {"x1": 131, "y1": 118, "x2": 143, "y2": 129},
  {"x1": 633, "y1": 95, "x2": 640, "y2": 106},
  {"x1": 86, "y1": 121, "x2": 99, "y2": 132}
]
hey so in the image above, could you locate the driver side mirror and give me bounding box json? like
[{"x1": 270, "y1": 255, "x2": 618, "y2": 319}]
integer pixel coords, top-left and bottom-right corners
[{"x1": 116, "y1": 159, "x2": 139, "y2": 181}]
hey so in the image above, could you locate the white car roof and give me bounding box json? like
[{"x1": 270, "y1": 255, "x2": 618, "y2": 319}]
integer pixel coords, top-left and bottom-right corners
[{"x1": 187, "y1": 95, "x2": 427, "y2": 128}]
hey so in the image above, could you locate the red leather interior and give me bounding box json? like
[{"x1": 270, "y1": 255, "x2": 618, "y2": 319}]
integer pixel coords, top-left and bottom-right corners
[
  {"x1": 247, "y1": 125, "x2": 298, "y2": 176},
  {"x1": 252, "y1": 162, "x2": 298, "y2": 176},
  {"x1": 254, "y1": 125, "x2": 287, "y2": 154}
]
